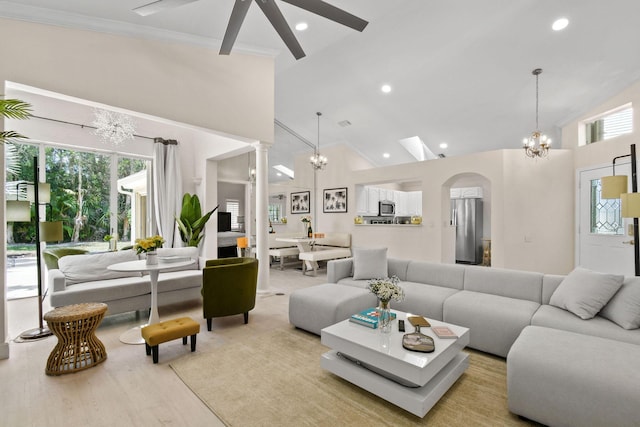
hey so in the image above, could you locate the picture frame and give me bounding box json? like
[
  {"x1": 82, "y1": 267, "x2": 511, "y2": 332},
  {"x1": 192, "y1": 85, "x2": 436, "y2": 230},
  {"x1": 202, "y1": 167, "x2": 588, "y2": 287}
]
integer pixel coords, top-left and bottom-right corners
[
  {"x1": 323, "y1": 187, "x2": 348, "y2": 213},
  {"x1": 291, "y1": 191, "x2": 310, "y2": 214}
]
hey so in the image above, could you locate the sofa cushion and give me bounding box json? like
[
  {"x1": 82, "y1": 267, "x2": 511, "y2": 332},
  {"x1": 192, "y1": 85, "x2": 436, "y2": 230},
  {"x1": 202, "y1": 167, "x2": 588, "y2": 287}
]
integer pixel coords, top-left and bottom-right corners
[
  {"x1": 49, "y1": 276, "x2": 151, "y2": 307},
  {"x1": 388, "y1": 258, "x2": 410, "y2": 281},
  {"x1": 157, "y1": 247, "x2": 200, "y2": 270},
  {"x1": 531, "y1": 305, "x2": 640, "y2": 346},
  {"x1": 156, "y1": 270, "x2": 203, "y2": 293},
  {"x1": 443, "y1": 290, "x2": 540, "y2": 357},
  {"x1": 549, "y1": 267, "x2": 623, "y2": 320},
  {"x1": 58, "y1": 250, "x2": 141, "y2": 285},
  {"x1": 463, "y1": 265, "x2": 543, "y2": 303},
  {"x1": 597, "y1": 276, "x2": 640, "y2": 330},
  {"x1": 352, "y1": 247, "x2": 388, "y2": 280},
  {"x1": 393, "y1": 281, "x2": 459, "y2": 321},
  {"x1": 405, "y1": 261, "x2": 465, "y2": 290}
]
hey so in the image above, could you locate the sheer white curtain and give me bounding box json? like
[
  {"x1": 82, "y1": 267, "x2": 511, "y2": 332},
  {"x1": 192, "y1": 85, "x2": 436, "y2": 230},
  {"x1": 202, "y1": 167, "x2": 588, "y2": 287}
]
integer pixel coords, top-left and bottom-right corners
[{"x1": 153, "y1": 138, "x2": 182, "y2": 247}]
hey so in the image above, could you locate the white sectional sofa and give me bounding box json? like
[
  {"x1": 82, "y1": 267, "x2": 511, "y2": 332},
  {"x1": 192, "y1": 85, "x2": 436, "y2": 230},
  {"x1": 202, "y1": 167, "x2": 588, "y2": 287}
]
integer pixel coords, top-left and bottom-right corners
[
  {"x1": 49, "y1": 247, "x2": 203, "y2": 316},
  {"x1": 289, "y1": 252, "x2": 640, "y2": 426}
]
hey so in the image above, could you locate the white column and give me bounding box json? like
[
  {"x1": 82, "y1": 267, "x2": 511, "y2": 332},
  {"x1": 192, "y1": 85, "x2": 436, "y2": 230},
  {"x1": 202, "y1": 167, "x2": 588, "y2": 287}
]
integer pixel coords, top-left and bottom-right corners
[{"x1": 255, "y1": 142, "x2": 271, "y2": 293}]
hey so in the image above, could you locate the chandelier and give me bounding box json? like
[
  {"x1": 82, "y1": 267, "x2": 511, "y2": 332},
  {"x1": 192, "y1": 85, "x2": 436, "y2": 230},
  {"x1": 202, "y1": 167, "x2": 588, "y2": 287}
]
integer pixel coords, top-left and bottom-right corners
[
  {"x1": 310, "y1": 112, "x2": 328, "y2": 170},
  {"x1": 92, "y1": 109, "x2": 136, "y2": 146},
  {"x1": 522, "y1": 68, "x2": 551, "y2": 158}
]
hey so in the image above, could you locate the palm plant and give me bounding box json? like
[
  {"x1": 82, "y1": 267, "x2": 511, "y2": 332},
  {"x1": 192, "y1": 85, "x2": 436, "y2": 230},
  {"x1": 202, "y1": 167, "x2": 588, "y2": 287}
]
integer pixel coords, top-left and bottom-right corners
[
  {"x1": 1, "y1": 98, "x2": 32, "y2": 144},
  {"x1": 176, "y1": 193, "x2": 218, "y2": 247}
]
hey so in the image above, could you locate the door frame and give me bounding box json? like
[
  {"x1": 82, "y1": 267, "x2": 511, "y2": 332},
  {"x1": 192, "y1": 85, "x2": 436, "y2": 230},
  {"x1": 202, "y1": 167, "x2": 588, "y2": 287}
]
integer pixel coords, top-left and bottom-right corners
[{"x1": 575, "y1": 160, "x2": 631, "y2": 271}]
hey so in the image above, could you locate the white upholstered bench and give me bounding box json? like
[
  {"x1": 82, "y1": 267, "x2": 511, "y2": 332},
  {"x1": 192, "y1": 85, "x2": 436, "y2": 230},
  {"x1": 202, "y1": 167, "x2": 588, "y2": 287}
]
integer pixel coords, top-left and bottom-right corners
[
  {"x1": 298, "y1": 233, "x2": 351, "y2": 276},
  {"x1": 268, "y1": 233, "x2": 301, "y2": 270}
]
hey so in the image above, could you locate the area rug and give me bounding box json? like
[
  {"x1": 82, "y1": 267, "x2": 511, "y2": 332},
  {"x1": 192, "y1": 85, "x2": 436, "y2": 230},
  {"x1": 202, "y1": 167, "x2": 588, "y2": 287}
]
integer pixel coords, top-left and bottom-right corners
[{"x1": 170, "y1": 328, "x2": 537, "y2": 427}]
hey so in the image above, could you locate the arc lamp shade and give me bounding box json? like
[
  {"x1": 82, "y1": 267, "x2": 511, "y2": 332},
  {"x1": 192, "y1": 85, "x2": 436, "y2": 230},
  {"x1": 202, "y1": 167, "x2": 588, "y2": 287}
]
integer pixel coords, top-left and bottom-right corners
[{"x1": 601, "y1": 175, "x2": 628, "y2": 199}]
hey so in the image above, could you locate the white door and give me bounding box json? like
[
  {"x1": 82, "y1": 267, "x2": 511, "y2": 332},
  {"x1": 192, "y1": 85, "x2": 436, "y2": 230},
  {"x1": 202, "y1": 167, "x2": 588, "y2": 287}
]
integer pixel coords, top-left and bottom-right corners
[{"x1": 578, "y1": 163, "x2": 634, "y2": 275}]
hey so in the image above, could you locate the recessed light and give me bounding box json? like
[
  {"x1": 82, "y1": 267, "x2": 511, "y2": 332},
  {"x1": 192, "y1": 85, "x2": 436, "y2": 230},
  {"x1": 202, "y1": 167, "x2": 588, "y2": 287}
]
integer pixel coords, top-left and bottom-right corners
[
  {"x1": 552, "y1": 17, "x2": 569, "y2": 31},
  {"x1": 381, "y1": 84, "x2": 392, "y2": 93},
  {"x1": 383, "y1": 153, "x2": 390, "y2": 158},
  {"x1": 277, "y1": 172, "x2": 282, "y2": 177},
  {"x1": 439, "y1": 142, "x2": 448, "y2": 149},
  {"x1": 295, "y1": 22, "x2": 308, "y2": 31}
]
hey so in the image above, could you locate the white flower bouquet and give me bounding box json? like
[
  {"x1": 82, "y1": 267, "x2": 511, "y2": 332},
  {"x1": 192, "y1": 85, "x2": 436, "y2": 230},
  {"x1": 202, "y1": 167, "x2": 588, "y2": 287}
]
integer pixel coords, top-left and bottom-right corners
[{"x1": 368, "y1": 275, "x2": 405, "y2": 302}]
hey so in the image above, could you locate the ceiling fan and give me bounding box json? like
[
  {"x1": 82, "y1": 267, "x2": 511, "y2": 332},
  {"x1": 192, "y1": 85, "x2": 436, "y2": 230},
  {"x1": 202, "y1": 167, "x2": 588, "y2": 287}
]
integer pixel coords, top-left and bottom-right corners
[{"x1": 133, "y1": 0, "x2": 368, "y2": 60}]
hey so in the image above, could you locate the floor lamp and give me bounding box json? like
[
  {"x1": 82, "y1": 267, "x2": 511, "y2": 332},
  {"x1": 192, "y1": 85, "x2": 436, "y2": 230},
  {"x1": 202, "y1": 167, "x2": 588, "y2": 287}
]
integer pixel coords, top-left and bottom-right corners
[
  {"x1": 14, "y1": 156, "x2": 63, "y2": 340},
  {"x1": 601, "y1": 143, "x2": 640, "y2": 276}
]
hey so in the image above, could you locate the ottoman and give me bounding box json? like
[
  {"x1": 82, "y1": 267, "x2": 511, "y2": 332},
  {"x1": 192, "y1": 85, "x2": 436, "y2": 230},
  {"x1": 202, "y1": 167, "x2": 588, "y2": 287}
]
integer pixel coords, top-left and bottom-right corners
[
  {"x1": 289, "y1": 283, "x2": 376, "y2": 335},
  {"x1": 507, "y1": 326, "x2": 640, "y2": 427},
  {"x1": 44, "y1": 302, "x2": 108, "y2": 375}
]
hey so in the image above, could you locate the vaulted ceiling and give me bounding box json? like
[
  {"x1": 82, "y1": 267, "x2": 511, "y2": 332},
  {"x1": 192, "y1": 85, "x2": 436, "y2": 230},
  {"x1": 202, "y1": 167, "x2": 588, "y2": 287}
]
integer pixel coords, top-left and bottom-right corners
[{"x1": 2, "y1": 0, "x2": 640, "y2": 182}]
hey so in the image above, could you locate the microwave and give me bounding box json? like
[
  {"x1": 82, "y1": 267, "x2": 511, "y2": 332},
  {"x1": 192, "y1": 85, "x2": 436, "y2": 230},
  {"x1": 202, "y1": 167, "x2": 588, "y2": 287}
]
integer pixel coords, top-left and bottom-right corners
[{"x1": 378, "y1": 200, "x2": 396, "y2": 216}]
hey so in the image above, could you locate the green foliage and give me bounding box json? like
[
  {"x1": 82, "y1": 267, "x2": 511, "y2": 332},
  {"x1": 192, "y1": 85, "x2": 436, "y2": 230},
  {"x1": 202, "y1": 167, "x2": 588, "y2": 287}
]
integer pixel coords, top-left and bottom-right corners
[
  {"x1": 176, "y1": 193, "x2": 218, "y2": 247},
  {"x1": 8, "y1": 143, "x2": 146, "y2": 245},
  {"x1": 0, "y1": 98, "x2": 32, "y2": 143}
]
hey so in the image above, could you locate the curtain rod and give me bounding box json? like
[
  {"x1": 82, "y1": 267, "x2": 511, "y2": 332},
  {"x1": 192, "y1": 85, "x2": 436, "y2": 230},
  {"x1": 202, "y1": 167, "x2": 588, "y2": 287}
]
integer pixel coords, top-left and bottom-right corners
[{"x1": 31, "y1": 114, "x2": 155, "y2": 141}]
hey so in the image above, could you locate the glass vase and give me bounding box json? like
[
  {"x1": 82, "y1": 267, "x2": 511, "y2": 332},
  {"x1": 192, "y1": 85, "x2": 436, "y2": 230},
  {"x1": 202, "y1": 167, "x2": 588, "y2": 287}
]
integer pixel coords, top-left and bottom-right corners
[{"x1": 378, "y1": 300, "x2": 392, "y2": 334}]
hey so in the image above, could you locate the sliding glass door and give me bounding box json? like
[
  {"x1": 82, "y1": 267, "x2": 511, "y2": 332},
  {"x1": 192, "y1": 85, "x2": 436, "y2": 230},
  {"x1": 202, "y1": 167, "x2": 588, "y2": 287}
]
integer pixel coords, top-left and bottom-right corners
[{"x1": 5, "y1": 141, "x2": 151, "y2": 299}]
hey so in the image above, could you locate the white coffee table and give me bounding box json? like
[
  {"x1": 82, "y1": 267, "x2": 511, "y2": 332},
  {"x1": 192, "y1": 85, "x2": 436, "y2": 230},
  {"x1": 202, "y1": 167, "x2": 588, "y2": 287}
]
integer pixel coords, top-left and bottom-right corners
[{"x1": 320, "y1": 310, "x2": 470, "y2": 417}]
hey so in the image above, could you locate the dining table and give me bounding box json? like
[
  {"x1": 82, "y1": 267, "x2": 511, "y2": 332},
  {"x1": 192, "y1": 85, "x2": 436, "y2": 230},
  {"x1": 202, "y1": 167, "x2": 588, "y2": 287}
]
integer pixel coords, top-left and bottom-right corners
[{"x1": 275, "y1": 236, "x2": 318, "y2": 272}]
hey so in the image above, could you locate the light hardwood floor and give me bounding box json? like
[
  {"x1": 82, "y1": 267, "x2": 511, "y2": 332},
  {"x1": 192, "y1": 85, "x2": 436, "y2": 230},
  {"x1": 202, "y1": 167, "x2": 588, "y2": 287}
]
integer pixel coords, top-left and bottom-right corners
[{"x1": 1, "y1": 267, "x2": 327, "y2": 427}]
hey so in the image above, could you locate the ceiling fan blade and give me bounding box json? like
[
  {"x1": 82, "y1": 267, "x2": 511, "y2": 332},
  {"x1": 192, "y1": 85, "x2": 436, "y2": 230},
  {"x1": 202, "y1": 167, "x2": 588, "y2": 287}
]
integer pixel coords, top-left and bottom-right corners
[
  {"x1": 133, "y1": 0, "x2": 199, "y2": 17},
  {"x1": 255, "y1": 0, "x2": 306, "y2": 60},
  {"x1": 281, "y1": 0, "x2": 368, "y2": 32},
  {"x1": 220, "y1": 0, "x2": 253, "y2": 55}
]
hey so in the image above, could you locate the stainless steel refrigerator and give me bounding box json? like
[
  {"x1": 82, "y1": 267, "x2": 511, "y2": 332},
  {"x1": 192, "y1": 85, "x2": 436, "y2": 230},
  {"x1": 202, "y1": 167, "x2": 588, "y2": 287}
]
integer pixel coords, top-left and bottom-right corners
[{"x1": 451, "y1": 198, "x2": 483, "y2": 264}]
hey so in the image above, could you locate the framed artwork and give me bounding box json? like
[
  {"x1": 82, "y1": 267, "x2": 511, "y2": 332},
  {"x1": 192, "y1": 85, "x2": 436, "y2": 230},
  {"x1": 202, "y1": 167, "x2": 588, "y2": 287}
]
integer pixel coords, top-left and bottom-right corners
[
  {"x1": 291, "y1": 191, "x2": 310, "y2": 214},
  {"x1": 323, "y1": 187, "x2": 348, "y2": 213}
]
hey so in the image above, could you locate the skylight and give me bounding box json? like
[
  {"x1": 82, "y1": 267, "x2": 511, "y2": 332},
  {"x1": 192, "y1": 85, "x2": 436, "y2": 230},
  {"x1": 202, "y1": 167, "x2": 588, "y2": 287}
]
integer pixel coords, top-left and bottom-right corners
[{"x1": 273, "y1": 164, "x2": 294, "y2": 179}]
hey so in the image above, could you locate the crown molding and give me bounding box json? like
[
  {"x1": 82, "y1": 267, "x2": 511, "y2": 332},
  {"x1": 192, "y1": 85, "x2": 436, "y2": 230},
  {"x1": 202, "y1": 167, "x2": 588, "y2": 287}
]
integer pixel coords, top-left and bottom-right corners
[{"x1": 0, "y1": 1, "x2": 277, "y2": 58}]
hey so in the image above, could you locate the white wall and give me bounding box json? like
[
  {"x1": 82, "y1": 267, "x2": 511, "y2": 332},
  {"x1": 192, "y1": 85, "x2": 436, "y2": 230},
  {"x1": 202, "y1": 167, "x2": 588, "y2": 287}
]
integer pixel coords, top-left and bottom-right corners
[
  {"x1": 0, "y1": 18, "x2": 274, "y2": 359},
  {"x1": 562, "y1": 80, "x2": 640, "y2": 170},
  {"x1": 280, "y1": 144, "x2": 575, "y2": 275}
]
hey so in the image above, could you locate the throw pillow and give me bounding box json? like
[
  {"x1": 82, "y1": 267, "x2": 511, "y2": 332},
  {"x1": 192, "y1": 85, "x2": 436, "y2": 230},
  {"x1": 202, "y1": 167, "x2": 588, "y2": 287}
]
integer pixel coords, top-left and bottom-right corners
[
  {"x1": 599, "y1": 277, "x2": 640, "y2": 329},
  {"x1": 352, "y1": 247, "x2": 388, "y2": 280},
  {"x1": 549, "y1": 267, "x2": 624, "y2": 320},
  {"x1": 58, "y1": 250, "x2": 141, "y2": 285}
]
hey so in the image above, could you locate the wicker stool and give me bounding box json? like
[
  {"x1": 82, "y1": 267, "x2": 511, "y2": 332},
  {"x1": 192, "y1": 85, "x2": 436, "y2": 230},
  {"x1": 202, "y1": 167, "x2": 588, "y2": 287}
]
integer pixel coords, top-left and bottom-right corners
[
  {"x1": 44, "y1": 303, "x2": 108, "y2": 376},
  {"x1": 141, "y1": 317, "x2": 200, "y2": 364}
]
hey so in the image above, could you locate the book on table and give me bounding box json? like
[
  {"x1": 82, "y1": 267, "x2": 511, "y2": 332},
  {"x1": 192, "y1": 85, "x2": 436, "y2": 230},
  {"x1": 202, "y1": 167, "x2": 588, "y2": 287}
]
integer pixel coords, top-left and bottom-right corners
[
  {"x1": 431, "y1": 326, "x2": 458, "y2": 339},
  {"x1": 349, "y1": 308, "x2": 397, "y2": 329}
]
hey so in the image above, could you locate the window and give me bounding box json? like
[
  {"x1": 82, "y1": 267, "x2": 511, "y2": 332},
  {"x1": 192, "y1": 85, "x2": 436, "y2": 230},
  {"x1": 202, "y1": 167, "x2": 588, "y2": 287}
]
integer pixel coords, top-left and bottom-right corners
[
  {"x1": 268, "y1": 194, "x2": 286, "y2": 223},
  {"x1": 6, "y1": 141, "x2": 151, "y2": 300},
  {"x1": 585, "y1": 105, "x2": 633, "y2": 145},
  {"x1": 226, "y1": 199, "x2": 240, "y2": 230},
  {"x1": 590, "y1": 178, "x2": 623, "y2": 235}
]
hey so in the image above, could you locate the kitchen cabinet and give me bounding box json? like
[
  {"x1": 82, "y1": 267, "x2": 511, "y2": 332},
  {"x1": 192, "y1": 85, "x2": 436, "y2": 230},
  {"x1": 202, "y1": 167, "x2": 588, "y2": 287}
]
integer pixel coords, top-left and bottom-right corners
[
  {"x1": 407, "y1": 191, "x2": 422, "y2": 215},
  {"x1": 450, "y1": 187, "x2": 483, "y2": 199},
  {"x1": 367, "y1": 187, "x2": 380, "y2": 214},
  {"x1": 355, "y1": 184, "x2": 423, "y2": 216},
  {"x1": 355, "y1": 185, "x2": 368, "y2": 214},
  {"x1": 395, "y1": 191, "x2": 408, "y2": 215}
]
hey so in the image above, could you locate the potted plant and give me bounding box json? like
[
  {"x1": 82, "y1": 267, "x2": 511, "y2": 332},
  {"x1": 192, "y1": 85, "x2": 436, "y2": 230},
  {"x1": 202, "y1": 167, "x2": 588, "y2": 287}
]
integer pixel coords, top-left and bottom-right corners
[{"x1": 175, "y1": 193, "x2": 218, "y2": 247}]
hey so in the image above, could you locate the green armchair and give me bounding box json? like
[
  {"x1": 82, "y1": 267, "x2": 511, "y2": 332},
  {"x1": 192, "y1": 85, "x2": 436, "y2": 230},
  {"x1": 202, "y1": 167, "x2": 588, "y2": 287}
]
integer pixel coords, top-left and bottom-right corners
[
  {"x1": 202, "y1": 257, "x2": 259, "y2": 331},
  {"x1": 43, "y1": 247, "x2": 89, "y2": 270}
]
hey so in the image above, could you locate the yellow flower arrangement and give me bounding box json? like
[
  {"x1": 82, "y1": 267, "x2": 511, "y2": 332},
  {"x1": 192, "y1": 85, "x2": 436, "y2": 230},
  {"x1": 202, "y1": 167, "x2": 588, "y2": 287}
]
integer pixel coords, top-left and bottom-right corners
[{"x1": 134, "y1": 235, "x2": 165, "y2": 254}]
